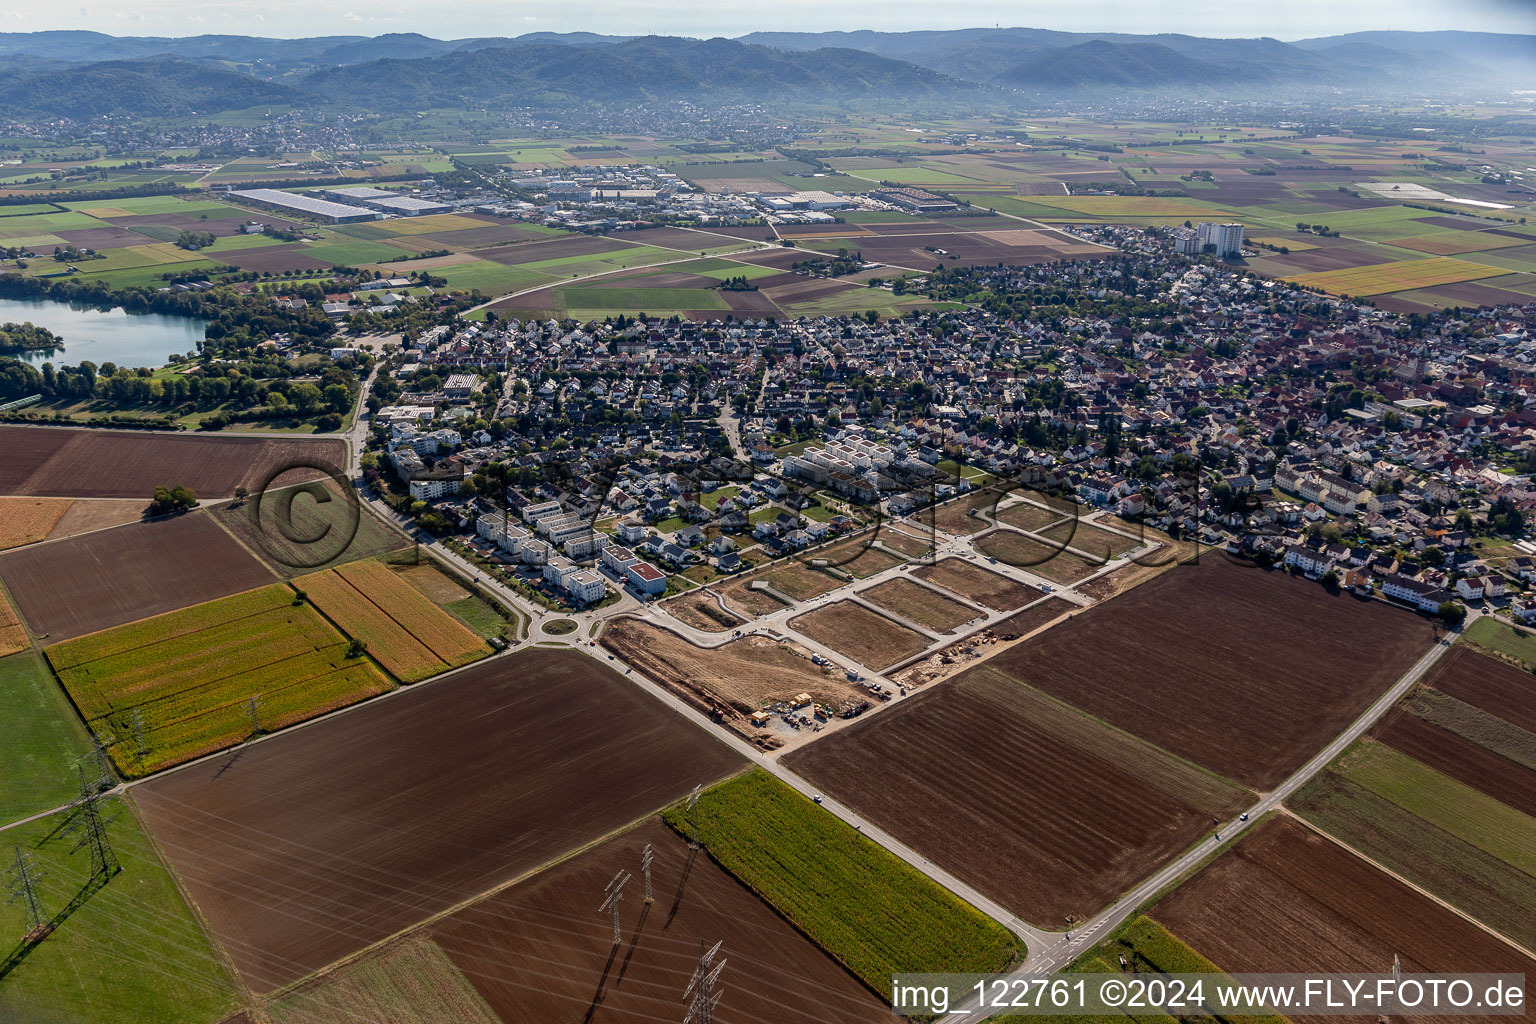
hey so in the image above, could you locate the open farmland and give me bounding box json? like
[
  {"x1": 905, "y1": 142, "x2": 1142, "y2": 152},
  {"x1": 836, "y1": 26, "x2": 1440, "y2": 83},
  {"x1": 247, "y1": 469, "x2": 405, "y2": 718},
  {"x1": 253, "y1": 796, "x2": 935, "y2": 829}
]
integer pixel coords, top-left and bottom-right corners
[
  {"x1": 861, "y1": 578, "x2": 981, "y2": 633},
  {"x1": 210, "y1": 480, "x2": 409, "y2": 577},
  {"x1": 41, "y1": 498, "x2": 147, "y2": 542},
  {"x1": 0, "y1": 426, "x2": 345, "y2": 498},
  {"x1": 431, "y1": 817, "x2": 890, "y2": 1023},
  {"x1": 0, "y1": 510, "x2": 276, "y2": 640},
  {"x1": 131, "y1": 648, "x2": 744, "y2": 993},
  {"x1": 298, "y1": 559, "x2": 490, "y2": 683},
  {"x1": 663, "y1": 771, "x2": 1022, "y2": 997},
  {"x1": 1289, "y1": 256, "x2": 1505, "y2": 296},
  {"x1": 0, "y1": 496, "x2": 72, "y2": 550},
  {"x1": 0, "y1": 798, "x2": 242, "y2": 1024},
  {"x1": 0, "y1": 651, "x2": 93, "y2": 822},
  {"x1": 1425, "y1": 644, "x2": 1536, "y2": 732},
  {"x1": 1291, "y1": 736, "x2": 1536, "y2": 950},
  {"x1": 982, "y1": 558, "x2": 1436, "y2": 789},
  {"x1": 46, "y1": 583, "x2": 391, "y2": 775},
  {"x1": 1152, "y1": 817, "x2": 1536, "y2": 1023},
  {"x1": 265, "y1": 937, "x2": 501, "y2": 1024},
  {"x1": 784, "y1": 667, "x2": 1248, "y2": 925},
  {"x1": 912, "y1": 557, "x2": 1037, "y2": 610},
  {"x1": 790, "y1": 601, "x2": 931, "y2": 669},
  {"x1": 0, "y1": 585, "x2": 26, "y2": 656}
]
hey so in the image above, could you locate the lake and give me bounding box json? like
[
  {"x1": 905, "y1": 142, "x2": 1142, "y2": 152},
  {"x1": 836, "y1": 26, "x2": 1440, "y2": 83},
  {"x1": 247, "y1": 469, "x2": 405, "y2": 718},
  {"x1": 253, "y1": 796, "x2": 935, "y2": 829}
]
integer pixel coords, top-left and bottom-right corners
[{"x1": 0, "y1": 296, "x2": 206, "y2": 369}]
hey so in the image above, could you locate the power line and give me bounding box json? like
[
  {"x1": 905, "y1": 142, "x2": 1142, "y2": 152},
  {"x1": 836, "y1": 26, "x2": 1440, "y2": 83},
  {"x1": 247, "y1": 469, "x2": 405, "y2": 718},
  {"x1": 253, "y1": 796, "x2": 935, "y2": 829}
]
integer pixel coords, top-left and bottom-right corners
[
  {"x1": 598, "y1": 869, "x2": 631, "y2": 948},
  {"x1": 685, "y1": 786, "x2": 702, "y2": 850},
  {"x1": 683, "y1": 939, "x2": 725, "y2": 1024},
  {"x1": 64, "y1": 781, "x2": 120, "y2": 882},
  {"x1": 6, "y1": 846, "x2": 47, "y2": 940}
]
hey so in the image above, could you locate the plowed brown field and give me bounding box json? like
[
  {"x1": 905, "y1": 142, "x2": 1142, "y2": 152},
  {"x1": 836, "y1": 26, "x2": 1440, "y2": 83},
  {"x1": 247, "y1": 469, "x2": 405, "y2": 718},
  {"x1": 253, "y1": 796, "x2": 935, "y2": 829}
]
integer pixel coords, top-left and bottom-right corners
[
  {"x1": 0, "y1": 426, "x2": 345, "y2": 498},
  {"x1": 132, "y1": 648, "x2": 743, "y2": 993},
  {"x1": 1153, "y1": 817, "x2": 1536, "y2": 1024},
  {"x1": 433, "y1": 819, "x2": 887, "y2": 1023},
  {"x1": 784, "y1": 668, "x2": 1247, "y2": 925},
  {"x1": 0, "y1": 510, "x2": 275, "y2": 640},
  {"x1": 983, "y1": 559, "x2": 1435, "y2": 789}
]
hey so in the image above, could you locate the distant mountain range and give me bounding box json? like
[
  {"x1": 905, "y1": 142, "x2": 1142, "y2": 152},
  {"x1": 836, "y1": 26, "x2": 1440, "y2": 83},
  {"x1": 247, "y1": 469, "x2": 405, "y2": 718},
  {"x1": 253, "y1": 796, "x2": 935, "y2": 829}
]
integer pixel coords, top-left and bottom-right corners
[{"x1": 0, "y1": 27, "x2": 1528, "y2": 119}]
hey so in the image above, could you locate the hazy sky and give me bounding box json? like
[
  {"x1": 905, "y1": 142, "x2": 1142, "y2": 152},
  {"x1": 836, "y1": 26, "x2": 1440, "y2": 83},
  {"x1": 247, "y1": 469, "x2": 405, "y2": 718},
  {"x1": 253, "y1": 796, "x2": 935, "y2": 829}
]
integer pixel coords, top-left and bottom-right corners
[{"x1": 2, "y1": 0, "x2": 1531, "y2": 40}]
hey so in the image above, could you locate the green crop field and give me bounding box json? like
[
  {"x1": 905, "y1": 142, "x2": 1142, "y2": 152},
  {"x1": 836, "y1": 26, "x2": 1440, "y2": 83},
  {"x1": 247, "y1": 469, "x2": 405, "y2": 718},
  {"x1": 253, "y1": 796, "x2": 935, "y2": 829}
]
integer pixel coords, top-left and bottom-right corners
[
  {"x1": 1291, "y1": 257, "x2": 1504, "y2": 296},
  {"x1": 46, "y1": 584, "x2": 392, "y2": 776},
  {"x1": 555, "y1": 286, "x2": 727, "y2": 310},
  {"x1": 1291, "y1": 768, "x2": 1536, "y2": 950},
  {"x1": 0, "y1": 651, "x2": 93, "y2": 824},
  {"x1": 304, "y1": 240, "x2": 417, "y2": 265},
  {"x1": 432, "y1": 259, "x2": 554, "y2": 295},
  {"x1": 663, "y1": 770, "x2": 1023, "y2": 997},
  {"x1": 1465, "y1": 617, "x2": 1536, "y2": 668},
  {"x1": 0, "y1": 798, "x2": 241, "y2": 1024},
  {"x1": 1327, "y1": 738, "x2": 1536, "y2": 875}
]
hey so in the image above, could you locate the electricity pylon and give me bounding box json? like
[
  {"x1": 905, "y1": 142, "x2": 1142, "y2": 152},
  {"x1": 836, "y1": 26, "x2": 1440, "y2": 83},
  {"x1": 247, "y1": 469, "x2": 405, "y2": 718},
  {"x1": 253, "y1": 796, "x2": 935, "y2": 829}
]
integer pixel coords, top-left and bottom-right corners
[
  {"x1": 683, "y1": 939, "x2": 725, "y2": 1024},
  {"x1": 599, "y1": 870, "x2": 631, "y2": 947}
]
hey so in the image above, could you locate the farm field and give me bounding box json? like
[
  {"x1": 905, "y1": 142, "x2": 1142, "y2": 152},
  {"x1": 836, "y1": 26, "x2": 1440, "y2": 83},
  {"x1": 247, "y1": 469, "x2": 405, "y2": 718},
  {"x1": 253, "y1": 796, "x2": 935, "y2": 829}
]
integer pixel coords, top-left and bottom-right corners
[
  {"x1": 1152, "y1": 816, "x2": 1536, "y2": 1018},
  {"x1": 0, "y1": 425, "x2": 345, "y2": 498},
  {"x1": 0, "y1": 798, "x2": 241, "y2": 1024},
  {"x1": 264, "y1": 937, "x2": 501, "y2": 1024},
  {"x1": 0, "y1": 510, "x2": 276, "y2": 641},
  {"x1": 665, "y1": 771, "x2": 1022, "y2": 997},
  {"x1": 210, "y1": 480, "x2": 409, "y2": 577},
  {"x1": 784, "y1": 666, "x2": 1248, "y2": 925},
  {"x1": 41, "y1": 497, "x2": 148, "y2": 542},
  {"x1": 431, "y1": 817, "x2": 890, "y2": 1023},
  {"x1": 983, "y1": 558, "x2": 1436, "y2": 789},
  {"x1": 1423, "y1": 645, "x2": 1536, "y2": 733},
  {"x1": 46, "y1": 582, "x2": 391, "y2": 775},
  {"x1": 0, "y1": 651, "x2": 93, "y2": 823},
  {"x1": 131, "y1": 648, "x2": 744, "y2": 993},
  {"x1": 861, "y1": 578, "x2": 981, "y2": 633},
  {"x1": 790, "y1": 600, "x2": 932, "y2": 669},
  {"x1": 975, "y1": 529, "x2": 1101, "y2": 583},
  {"x1": 0, "y1": 496, "x2": 72, "y2": 550},
  {"x1": 297, "y1": 559, "x2": 491, "y2": 683},
  {"x1": 1290, "y1": 736, "x2": 1536, "y2": 950},
  {"x1": 1289, "y1": 256, "x2": 1505, "y2": 295},
  {"x1": 1463, "y1": 616, "x2": 1536, "y2": 669},
  {"x1": 911, "y1": 557, "x2": 1037, "y2": 610},
  {"x1": 0, "y1": 584, "x2": 25, "y2": 656},
  {"x1": 601, "y1": 617, "x2": 867, "y2": 726},
  {"x1": 387, "y1": 558, "x2": 517, "y2": 642}
]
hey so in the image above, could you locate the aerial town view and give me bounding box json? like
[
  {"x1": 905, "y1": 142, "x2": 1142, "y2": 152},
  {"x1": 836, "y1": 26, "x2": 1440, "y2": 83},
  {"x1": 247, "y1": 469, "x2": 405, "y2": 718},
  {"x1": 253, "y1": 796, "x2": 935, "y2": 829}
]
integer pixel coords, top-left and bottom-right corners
[{"x1": 0, "y1": 0, "x2": 1533, "y2": 1021}]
